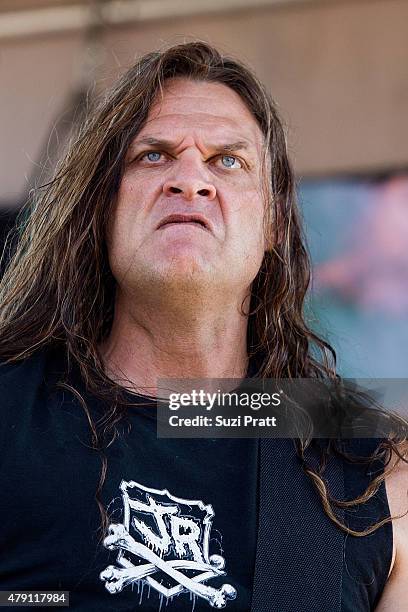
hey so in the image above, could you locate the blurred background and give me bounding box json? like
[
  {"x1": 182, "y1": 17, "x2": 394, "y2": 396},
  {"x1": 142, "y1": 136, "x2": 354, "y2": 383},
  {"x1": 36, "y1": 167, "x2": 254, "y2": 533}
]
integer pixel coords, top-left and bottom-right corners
[{"x1": 0, "y1": 0, "x2": 407, "y2": 377}]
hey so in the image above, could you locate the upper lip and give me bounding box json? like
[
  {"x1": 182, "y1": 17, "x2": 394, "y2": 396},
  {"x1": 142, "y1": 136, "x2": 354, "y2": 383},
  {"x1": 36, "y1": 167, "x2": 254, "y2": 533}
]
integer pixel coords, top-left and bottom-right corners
[{"x1": 157, "y1": 213, "x2": 212, "y2": 232}]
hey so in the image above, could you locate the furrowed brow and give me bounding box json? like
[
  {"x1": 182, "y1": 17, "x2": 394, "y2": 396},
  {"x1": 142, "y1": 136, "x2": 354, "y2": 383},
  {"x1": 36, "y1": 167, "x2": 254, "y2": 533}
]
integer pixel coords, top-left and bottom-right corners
[
  {"x1": 130, "y1": 137, "x2": 252, "y2": 153},
  {"x1": 133, "y1": 137, "x2": 174, "y2": 149},
  {"x1": 215, "y1": 141, "x2": 251, "y2": 153}
]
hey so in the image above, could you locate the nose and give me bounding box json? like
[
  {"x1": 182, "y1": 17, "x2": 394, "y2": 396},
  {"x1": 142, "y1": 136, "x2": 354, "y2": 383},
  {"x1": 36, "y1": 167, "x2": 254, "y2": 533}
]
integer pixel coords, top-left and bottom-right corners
[{"x1": 162, "y1": 163, "x2": 217, "y2": 201}]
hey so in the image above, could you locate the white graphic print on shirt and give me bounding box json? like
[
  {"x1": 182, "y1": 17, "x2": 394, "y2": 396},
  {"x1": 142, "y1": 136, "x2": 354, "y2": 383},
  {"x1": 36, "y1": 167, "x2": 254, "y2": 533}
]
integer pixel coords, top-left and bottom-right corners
[{"x1": 100, "y1": 480, "x2": 237, "y2": 609}]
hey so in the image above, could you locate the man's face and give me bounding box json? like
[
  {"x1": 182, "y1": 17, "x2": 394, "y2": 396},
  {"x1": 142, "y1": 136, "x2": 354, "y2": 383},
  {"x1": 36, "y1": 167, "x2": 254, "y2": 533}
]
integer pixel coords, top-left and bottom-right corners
[{"x1": 108, "y1": 77, "x2": 268, "y2": 301}]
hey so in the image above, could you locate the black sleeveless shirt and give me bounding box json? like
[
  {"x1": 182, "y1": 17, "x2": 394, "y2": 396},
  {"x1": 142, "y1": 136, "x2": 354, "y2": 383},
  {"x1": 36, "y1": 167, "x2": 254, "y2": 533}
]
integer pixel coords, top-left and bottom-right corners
[{"x1": 0, "y1": 347, "x2": 392, "y2": 611}]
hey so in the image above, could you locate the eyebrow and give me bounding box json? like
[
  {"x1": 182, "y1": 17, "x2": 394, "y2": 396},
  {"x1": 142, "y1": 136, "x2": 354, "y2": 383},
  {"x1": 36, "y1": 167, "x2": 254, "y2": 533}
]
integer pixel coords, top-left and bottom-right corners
[{"x1": 130, "y1": 136, "x2": 252, "y2": 153}]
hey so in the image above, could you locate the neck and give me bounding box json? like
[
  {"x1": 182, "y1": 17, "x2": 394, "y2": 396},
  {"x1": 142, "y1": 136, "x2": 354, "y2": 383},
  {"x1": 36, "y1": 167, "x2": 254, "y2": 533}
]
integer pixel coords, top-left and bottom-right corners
[{"x1": 99, "y1": 288, "x2": 250, "y2": 397}]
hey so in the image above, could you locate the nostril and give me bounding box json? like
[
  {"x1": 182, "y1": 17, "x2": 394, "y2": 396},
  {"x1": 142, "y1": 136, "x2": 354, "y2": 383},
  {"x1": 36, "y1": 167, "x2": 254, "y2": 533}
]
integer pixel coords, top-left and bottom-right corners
[
  {"x1": 198, "y1": 189, "x2": 210, "y2": 197},
  {"x1": 169, "y1": 186, "x2": 183, "y2": 194}
]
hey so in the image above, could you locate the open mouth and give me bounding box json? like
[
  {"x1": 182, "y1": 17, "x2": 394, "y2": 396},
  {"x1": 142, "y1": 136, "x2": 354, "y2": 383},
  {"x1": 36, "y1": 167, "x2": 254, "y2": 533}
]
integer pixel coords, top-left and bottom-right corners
[
  {"x1": 160, "y1": 220, "x2": 207, "y2": 230},
  {"x1": 157, "y1": 214, "x2": 211, "y2": 232}
]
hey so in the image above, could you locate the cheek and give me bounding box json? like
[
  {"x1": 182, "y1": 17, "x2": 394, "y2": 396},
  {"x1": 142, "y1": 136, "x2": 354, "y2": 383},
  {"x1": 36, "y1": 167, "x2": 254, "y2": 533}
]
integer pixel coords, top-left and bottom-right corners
[
  {"x1": 229, "y1": 189, "x2": 266, "y2": 248},
  {"x1": 114, "y1": 170, "x2": 162, "y2": 225},
  {"x1": 110, "y1": 178, "x2": 145, "y2": 240},
  {"x1": 116, "y1": 177, "x2": 139, "y2": 219},
  {"x1": 105, "y1": 187, "x2": 141, "y2": 272}
]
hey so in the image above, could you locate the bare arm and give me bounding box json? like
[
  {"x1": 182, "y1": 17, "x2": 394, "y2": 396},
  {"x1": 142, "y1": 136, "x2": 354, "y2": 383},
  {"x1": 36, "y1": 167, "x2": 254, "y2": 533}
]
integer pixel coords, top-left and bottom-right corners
[{"x1": 375, "y1": 444, "x2": 408, "y2": 611}]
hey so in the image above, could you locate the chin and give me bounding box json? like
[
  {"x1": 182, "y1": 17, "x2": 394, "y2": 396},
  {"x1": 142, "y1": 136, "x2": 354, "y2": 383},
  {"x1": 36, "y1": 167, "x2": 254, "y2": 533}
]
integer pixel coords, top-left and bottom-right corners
[
  {"x1": 158, "y1": 255, "x2": 213, "y2": 285},
  {"x1": 154, "y1": 240, "x2": 211, "y2": 269}
]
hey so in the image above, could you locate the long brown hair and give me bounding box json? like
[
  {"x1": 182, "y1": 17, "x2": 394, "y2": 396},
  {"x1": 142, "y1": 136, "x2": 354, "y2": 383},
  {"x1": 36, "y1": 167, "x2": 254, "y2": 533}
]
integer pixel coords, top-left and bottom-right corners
[{"x1": 0, "y1": 41, "x2": 406, "y2": 537}]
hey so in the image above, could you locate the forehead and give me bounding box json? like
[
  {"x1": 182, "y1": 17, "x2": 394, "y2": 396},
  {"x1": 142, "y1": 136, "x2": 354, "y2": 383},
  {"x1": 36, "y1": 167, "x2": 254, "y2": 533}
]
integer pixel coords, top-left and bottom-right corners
[{"x1": 135, "y1": 78, "x2": 264, "y2": 149}]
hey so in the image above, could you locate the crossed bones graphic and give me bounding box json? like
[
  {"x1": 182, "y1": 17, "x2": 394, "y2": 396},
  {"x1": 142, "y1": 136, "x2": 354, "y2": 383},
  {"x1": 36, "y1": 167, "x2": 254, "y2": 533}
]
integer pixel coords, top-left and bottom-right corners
[{"x1": 100, "y1": 523, "x2": 237, "y2": 608}]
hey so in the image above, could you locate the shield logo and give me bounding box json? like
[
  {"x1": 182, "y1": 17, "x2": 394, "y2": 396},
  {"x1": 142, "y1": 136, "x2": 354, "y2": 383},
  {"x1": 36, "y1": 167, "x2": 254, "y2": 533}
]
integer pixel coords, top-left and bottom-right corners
[{"x1": 100, "y1": 480, "x2": 237, "y2": 608}]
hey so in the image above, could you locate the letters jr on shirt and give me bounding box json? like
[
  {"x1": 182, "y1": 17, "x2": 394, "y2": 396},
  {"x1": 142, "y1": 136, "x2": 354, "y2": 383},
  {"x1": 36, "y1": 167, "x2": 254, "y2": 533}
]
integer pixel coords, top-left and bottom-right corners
[{"x1": 100, "y1": 480, "x2": 237, "y2": 609}]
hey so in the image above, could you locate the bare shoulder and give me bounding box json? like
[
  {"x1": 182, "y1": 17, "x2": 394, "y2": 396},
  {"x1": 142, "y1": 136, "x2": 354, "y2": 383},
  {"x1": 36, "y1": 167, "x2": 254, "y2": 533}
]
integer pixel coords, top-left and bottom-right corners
[
  {"x1": 375, "y1": 441, "x2": 408, "y2": 611},
  {"x1": 386, "y1": 441, "x2": 408, "y2": 531}
]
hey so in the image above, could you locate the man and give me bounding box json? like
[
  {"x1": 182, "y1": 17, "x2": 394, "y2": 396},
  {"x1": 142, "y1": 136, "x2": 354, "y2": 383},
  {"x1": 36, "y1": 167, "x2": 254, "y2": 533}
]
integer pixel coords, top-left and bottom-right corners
[{"x1": 0, "y1": 42, "x2": 406, "y2": 611}]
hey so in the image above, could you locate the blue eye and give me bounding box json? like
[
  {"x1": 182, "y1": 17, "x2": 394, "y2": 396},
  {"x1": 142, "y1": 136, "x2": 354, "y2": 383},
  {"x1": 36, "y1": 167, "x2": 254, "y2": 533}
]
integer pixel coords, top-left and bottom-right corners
[
  {"x1": 146, "y1": 151, "x2": 162, "y2": 162},
  {"x1": 221, "y1": 155, "x2": 241, "y2": 168}
]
